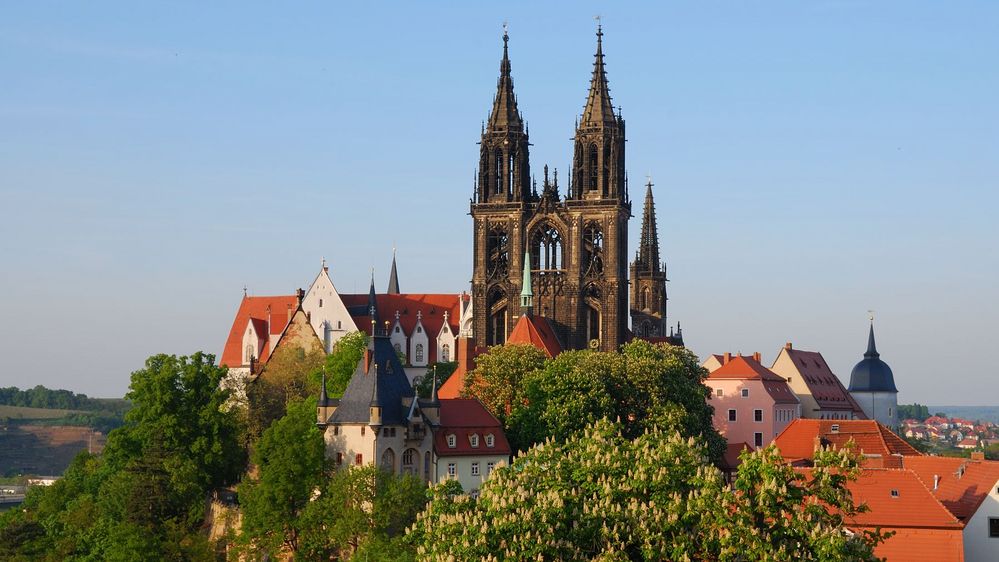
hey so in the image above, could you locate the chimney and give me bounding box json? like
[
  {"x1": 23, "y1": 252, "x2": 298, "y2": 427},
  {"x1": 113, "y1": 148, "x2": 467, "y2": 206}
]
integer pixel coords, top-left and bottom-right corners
[
  {"x1": 457, "y1": 335, "x2": 474, "y2": 377},
  {"x1": 723, "y1": 352, "x2": 732, "y2": 365},
  {"x1": 785, "y1": 342, "x2": 793, "y2": 350},
  {"x1": 933, "y1": 474, "x2": 940, "y2": 490},
  {"x1": 752, "y1": 352, "x2": 761, "y2": 363},
  {"x1": 971, "y1": 451, "x2": 985, "y2": 461}
]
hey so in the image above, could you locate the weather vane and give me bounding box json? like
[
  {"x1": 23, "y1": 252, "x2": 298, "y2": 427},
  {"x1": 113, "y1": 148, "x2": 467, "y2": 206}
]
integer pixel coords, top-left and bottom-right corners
[
  {"x1": 503, "y1": 20, "x2": 508, "y2": 34},
  {"x1": 867, "y1": 309, "x2": 875, "y2": 323}
]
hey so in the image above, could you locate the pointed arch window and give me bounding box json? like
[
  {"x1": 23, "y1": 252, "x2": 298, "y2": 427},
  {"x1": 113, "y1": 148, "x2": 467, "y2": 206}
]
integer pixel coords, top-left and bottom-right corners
[
  {"x1": 381, "y1": 448, "x2": 395, "y2": 472},
  {"x1": 588, "y1": 143, "x2": 599, "y2": 191},
  {"x1": 441, "y1": 343, "x2": 450, "y2": 362},
  {"x1": 487, "y1": 286, "x2": 508, "y2": 346},
  {"x1": 415, "y1": 344, "x2": 424, "y2": 363},
  {"x1": 494, "y1": 149, "x2": 503, "y2": 195},
  {"x1": 641, "y1": 287, "x2": 651, "y2": 311},
  {"x1": 531, "y1": 223, "x2": 563, "y2": 271},
  {"x1": 487, "y1": 226, "x2": 510, "y2": 278},
  {"x1": 582, "y1": 224, "x2": 604, "y2": 277}
]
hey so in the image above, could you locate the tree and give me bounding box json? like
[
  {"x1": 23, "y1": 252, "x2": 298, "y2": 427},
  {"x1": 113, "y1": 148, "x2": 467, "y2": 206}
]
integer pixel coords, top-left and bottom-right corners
[
  {"x1": 309, "y1": 330, "x2": 368, "y2": 399},
  {"x1": 239, "y1": 397, "x2": 326, "y2": 555},
  {"x1": 247, "y1": 342, "x2": 327, "y2": 440},
  {"x1": 462, "y1": 344, "x2": 548, "y2": 426},
  {"x1": 408, "y1": 419, "x2": 886, "y2": 561},
  {"x1": 414, "y1": 361, "x2": 457, "y2": 399}
]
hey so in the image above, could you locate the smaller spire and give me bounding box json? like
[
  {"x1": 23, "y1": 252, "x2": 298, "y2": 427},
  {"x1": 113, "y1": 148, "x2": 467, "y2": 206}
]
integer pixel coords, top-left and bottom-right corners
[
  {"x1": 430, "y1": 364, "x2": 439, "y2": 403},
  {"x1": 865, "y1": 320, "x2": 880, "y2": 358},
  {"x1": 520, "y1": 249, "x2": 534, "y2": 315},
  {"x1": 319, "y1": 366, "x2": 329, "y2": 404},
  {"x1": 387, "y1": 248, "x2": 400, "y2": 294}
]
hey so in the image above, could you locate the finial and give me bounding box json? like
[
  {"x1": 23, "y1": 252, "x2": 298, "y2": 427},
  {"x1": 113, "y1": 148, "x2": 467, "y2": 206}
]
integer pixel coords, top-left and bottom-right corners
[
  {"x1": 553, "y1": 168, "x2": 558, "y2": 188},
  {"x1": 242, "y1": 284, "x2": 247, "y2": 297},
  {"x1": 502, "y1": 21, "x2": 509, "y2": 42},
  {"x1": 646, "y1": 173, "x2": 653, "y2": 188},
  {"x1": 543, "y1": 164, "x2": 549, "y2": 186},
  {"x1": 867, "y1": 309, "x2": 875, "y2": 323},
  {"x1": 395, "y1": 309, "x2": 400, "y2": 320},
  {"x1": 417, "y1": 310, "x2": 423, "y2": 321}
]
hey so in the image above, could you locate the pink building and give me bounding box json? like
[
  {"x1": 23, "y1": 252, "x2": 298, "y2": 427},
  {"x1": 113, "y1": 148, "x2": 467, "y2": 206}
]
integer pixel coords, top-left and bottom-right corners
[{"x1": 705, "y1": 353, "x2": 801, "y2": 449}]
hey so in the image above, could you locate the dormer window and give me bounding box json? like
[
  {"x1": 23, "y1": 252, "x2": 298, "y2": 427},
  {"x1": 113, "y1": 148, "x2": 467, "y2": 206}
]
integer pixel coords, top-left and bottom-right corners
[
  {"x1": 890, "y1": 489, "x2": 899, "y2": 498},
  {"x1": 485, "y1": 434, "x2": 495, "y2": 448},
  {"x1": 470, "y1": 434, "x2": 479, "y2": 448},
  {"x1": 447, "y1": 434, "x2": 456, "y2": 448}
]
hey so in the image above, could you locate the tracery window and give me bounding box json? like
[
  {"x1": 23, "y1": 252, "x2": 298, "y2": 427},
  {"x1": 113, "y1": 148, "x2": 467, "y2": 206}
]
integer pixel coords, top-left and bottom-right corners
[
  {"x1": 415, "y1": 344, "x2": 424, "y2": 363},
  {"x1": 487, "y1": 226, "x2": 510, "y2": 278},
  {"x1": 441, "y1": 343, "x2": 450, "y2": 362},
  {"x1": 531, "y1": 223, "x2": 563, "y2": 271},
  {"x1": 588, "y1": 143, "x2": 599, "y2": 191},
  {"x1": 582, "y1": 224, "x2": 604, "y2": 276},
  {"x1": 494, "y1": 149, "x2": 503, "y2": 195}
]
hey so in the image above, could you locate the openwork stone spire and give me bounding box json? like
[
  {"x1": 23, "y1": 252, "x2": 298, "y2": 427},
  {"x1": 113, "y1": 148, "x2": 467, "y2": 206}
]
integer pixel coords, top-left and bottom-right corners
[
  {"x1": 487, "y1": 28, "x2": 523, "y2": 132},
  {"x1": 635, "y1": 180, "x2": 661, "y2": 273},
  {"x1": 580, "y1": 25, "x2": 616, "y2": 128}
]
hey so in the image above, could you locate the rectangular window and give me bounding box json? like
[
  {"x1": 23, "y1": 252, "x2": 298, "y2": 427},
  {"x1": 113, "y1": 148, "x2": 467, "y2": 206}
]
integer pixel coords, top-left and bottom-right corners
[
  {"x1": 447, "y1": 463, "x2": 456, "y2": 477},
  {"x1": 471, "y1": 462, "x2": 480, "y2": 476},
  {"x1": 336, "y1": 452, "x2": 343, "y2": 465},
  {"x1": 383, "y1": 428, "x2": 390, "y2": 437},
  {"x1": 487, "y1": 462, "x2": 495, "y2": 475},
  {"x1": 728, "y1": 409, "x2": 737, "y2": 422},
  {"x1": 355, "y1": 454, "x2": 363, "y2": 466},
  {"x1": 716, "y1": 388, "x2": 723, "y2": 397},
  {"x1": 361, "y1": 427, "x2": 365, "y2": 436},
  {"x1": 754, "y1": 432, "x2": 763, "y2": 447},
  {"x1": 990, "y1": 517, "x2": 999, "y2": 538},
  {"x1": 741, "y1": 389, "x2": 749, "y2": 398},
  {"x1": 754, "y1": 409, "x2": 763, "y2": 422}
]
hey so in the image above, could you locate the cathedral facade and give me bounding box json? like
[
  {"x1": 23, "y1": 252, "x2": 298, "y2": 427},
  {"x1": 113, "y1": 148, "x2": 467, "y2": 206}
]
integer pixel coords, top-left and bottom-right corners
[{"x1": 470, "y1": 27, "x2": 677, "y2": 352}]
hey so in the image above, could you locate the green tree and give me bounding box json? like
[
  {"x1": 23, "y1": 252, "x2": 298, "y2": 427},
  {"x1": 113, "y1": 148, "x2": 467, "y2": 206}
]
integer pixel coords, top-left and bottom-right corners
[
  {"x1": 309, "y1": 330, "x2": 369, "y2": 399},
  {"x1": 239, "y1": 397, "x2": 326, "y2": 555},
  {"x1": 414, "y1": 361, "x2": 457, "y2": 399},
  {"x1": 247, "y1": 342, "x2": 327, "y2": 440},
  {"x1": 462, "y1": 344, "x2": 548, "y2": 426},
  {"x1": 408, "y1": 419, "x2": 886, "y2": 561}
]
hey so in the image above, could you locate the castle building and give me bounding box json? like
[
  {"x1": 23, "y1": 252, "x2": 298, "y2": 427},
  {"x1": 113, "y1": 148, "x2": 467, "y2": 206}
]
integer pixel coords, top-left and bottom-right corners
[
  {"x1": 848, "y1": 322, "x2": 899, "y2": 430},
  {"x1": 469, "y1": 28, "x2": 679, "y2": 353}
]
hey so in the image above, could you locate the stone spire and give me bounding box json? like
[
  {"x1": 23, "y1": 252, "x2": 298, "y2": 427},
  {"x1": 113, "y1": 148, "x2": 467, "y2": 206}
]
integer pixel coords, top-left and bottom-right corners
[
  {"x1": 487, "y1": 27, "x2": 523, "y2": 132},
  {"x1": 635, "y1": 180, "x2": 661, "y2": 273},
  {"x1": 580, "y1": 24, "x2": 616, "y2": 128},
  {"x1": 387, "y1": 248, "x2": 400, "y2": 294},
  {"x1": 520, "y1": 248, "x2": 533, "y2": 315}
]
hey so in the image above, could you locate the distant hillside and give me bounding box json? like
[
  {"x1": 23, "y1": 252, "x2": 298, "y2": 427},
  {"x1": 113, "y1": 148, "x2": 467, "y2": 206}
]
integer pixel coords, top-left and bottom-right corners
[
  {"x1": 930, "y1": 406, "x2": 999, "y2": 424},
  {"x1": 0, "y1": 425, "x2": 106, "y2": 477}
]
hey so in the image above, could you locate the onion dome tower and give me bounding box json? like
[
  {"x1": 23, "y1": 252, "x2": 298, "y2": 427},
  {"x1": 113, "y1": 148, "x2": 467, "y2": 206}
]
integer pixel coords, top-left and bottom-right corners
[{"x1": 848, "y1": 321, "x2": 898, "y2": 429}]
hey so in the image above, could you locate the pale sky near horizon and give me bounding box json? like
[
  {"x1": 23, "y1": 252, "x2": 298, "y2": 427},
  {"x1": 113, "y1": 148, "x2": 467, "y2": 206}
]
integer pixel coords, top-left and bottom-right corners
[{"x1": 1, "y1": 2, "x2": 996, "y2": 404}]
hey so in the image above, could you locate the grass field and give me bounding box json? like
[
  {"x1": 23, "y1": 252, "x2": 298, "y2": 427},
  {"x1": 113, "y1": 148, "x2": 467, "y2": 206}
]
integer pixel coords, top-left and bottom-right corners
[{"x1": 0, "y1": 405, "x2": 81, "y2": 420}]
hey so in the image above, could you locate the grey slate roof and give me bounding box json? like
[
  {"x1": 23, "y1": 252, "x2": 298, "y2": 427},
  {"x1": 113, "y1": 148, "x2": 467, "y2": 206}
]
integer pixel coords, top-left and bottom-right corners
[
  {"x1": 848, "y1": 324, "x2": 898, "y2": 393},
  {"x1": 328, "y1": 335, "x2": 414, "y2": 425}
]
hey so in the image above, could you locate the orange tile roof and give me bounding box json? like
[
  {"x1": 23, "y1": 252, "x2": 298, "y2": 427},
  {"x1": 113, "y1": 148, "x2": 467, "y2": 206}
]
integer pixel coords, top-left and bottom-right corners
[
  {"x1": 341, "y1": 293, "x2": 461, "y2": 364},
  {"x1": 435, "y1": 398, "x2": 511, "y2": 457},
  {"x1": 839, "y1": 469, "x2": 963, "y2": 529},
  {"x1": 507, "y1": 314, "x2": 563, "y2": 357},
  {"x1": 709, "y1": 355, "x2": 800, "y2": 405},
  {"x1": 901, "y1": 456, "x2": 999, "y2": 522},
  {"x1": 778, "y1": 348, "x2": 864, "y2": 413},
  {"x1": 774, "y1": 419, "x2": 922, "y2": 467},
  {"x1": 221, "y1": 295, "x2": 297, "y2": 367}
]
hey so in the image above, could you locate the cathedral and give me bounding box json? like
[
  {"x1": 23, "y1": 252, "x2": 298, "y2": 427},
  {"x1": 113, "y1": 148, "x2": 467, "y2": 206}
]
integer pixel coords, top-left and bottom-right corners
[{"x1": 470, "y1": 26, "x2": 680, "y2": 352}]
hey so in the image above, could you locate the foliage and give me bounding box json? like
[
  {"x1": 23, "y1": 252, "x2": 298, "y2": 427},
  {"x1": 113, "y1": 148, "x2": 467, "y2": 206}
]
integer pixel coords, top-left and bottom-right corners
[
  {"x1": 414, "y1": 361, "x2": 457, "y2": 399},
  {"x1": 310, "y1": 330, "x2": 369, "y2": 399},
  {"x1": 0, "y1": 353, "x2": 243, "y2": 560},
  {"x1": 985, "y1": 442, "x2": 999, "y2": 461},
  {"x1": 897, "y1": 403, "x2": 931, "y2": 421},
  {"x1": 0, "y1": 385, "x2": 129, "y2": 413},
  {"x1": 298, "y1": 465, "x2": 427, "y2": 560},
  {"x1": 464, "y1": 340, "x2": 724, "y2": 459},
  {"x1": 239, "y1": 397, "x2": 327, "y2": 555},
  {"x1": 408, "y1": 419, "x2": 886, "y2": 561},
  {"x1": 247, "y1": 341, "x2": 327, "y2": 440}
]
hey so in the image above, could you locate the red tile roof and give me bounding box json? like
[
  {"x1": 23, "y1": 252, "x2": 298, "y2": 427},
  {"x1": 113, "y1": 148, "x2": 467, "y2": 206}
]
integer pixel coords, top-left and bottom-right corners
[
  {"x1": 507, "y1": 314, "x2": 562, "y2": 357},
  {"x1": 435, "y1": 398, "x2": 511, "y2": 457},
  {"x1": 774, "y1": 419, "x2": 922, "y2": 467},
  {"x1": 901, "y1": 456, "x2": 999, "y2": 522},
  {"x1": 221, "y1": 295, "x2": 297, "y2": 367},
  {"x1": 708, "y1": 355, "x2": 800, "y2": 405},
  {"x1": 720, "y1": 442, "x2": 750, "y2": 471},
  {"x1": 341, "y1": 293, "x2": 461, "y2": 364},
  {"x1": 839, "y1": 469, "x2": 963, "y2": 529},
  {"x1": 779, "y1": 348, "x2": 864, "y2": 413}
]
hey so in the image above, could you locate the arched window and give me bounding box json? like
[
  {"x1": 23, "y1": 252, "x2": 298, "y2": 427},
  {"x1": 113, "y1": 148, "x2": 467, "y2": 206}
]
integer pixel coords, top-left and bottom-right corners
[
  {"x1": 494, "y1": 149, "x2": 503, "y2": 195},
  {"x1": 424, "y1": 451, "x2": 431, "y2": 482},
  {"x1": 509, "y1": 153, "x2": 515, "y2": 195},
  {"x1": 487, "y1": 226, "x2": 510, "y2": 278},
  {"x1": 584, "y1": 284, "x2": 601, "y2": 345},
  {"x1": 531, "y1": 223, "x2": 563, "y2": 271},
  {"x1": 244, "y1": 344, "x2": 254, "y2": 363},
  {"x1": 415, "y1": 344, "x2": 424, "y2": 363},
  {"x1": 487, "y1": 286, "x2": 507, "y2": 346},
  {"x1": 402, "y1": 448, "x2": 418, "y2": 476},
  {"x1": 441, "y1": 343, "x2": 450, "y2": 362},
  {"x1": 381, "y1": 448, "x2": 395, "y2": 472},
  {"x1": 641, "y1": 287, "x2": 651, "y2": 311},
  {"x1": 582, "y1": 224, "x2": 603, "y2": 276},
  {"x1": 603, "y1": 142, "x2": 611, "y2": 193},
  {"x1": 588, "y1": 143, "x2": 599, "y2": 191}
]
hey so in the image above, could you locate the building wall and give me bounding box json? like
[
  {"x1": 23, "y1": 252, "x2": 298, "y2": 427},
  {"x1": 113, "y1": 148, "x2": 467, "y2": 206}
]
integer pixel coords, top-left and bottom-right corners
[
  {"x1": 303, "y1": 270, "x2": 357, "y2": 352},
  {"x1": 963, "y1": 477, "x2": 999, "y2": 562},
  {"x1": 852, "y1": 391, "x2": 898, "y2": 429},
  {"x1": 706, "y1": 379, "x2": 797, "y2": 449},
  {"x1": 435, "y1": 454, "x2": 507, "y2": 495},
  {"x1": 865, "y1": 526, "x2": 964, "y2": 562},
  {"x1": 770, "y1": 349, "x2": 821, "y2": 417},
  {"x1": 323, "y1": 423, "x2": 435, "y2": 482}
]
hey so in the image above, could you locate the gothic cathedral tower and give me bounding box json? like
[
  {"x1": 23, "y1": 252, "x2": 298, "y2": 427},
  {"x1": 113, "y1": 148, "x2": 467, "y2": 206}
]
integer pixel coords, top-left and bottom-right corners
[
  {"x1": 471, "y1": 27, "x2": 630, "y2": 352},
  {"x1": 630, "y1": 181, "x2": 669, "y2": 337}
]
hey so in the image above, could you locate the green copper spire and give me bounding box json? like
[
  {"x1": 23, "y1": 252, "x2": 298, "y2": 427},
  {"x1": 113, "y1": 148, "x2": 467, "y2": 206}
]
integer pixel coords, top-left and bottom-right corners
[{"x1": 520, "y1": 249, "x2": 533, "y2": 315}]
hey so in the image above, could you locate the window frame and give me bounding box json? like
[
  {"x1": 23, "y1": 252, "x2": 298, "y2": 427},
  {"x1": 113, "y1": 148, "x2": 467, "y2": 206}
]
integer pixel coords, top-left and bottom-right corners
[
  {"x1": 741, "y1": 388, "x2": 750, "y2": 398},
  {"x1": 754, "y1": 409, "x2": 763, "y2": 423},
  {"x1": 754, "y1": 432, "x2": 763, "y2": 447},
  {"x1": 447, "y1": 463, "x2": 456, "y2": 477},
  {"x1": 447, "y1": 434, "x2": 456, "y2": 448},
  {"x1": 989, "y1": 517, "x2": 999, "y2": 538},
  {"x1": 471, "y1": 462, "x2": 480, "y2": 476},
  {"x1": 728, "y1": 409, "x2": 737, "y2": 422}
]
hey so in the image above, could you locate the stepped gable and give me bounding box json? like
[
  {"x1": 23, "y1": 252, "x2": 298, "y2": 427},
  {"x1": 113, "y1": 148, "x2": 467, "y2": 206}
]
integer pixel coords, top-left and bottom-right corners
[
  {"x1": 507, "y1": 315, "x2": 563, "y2": 357},
  {"x1": 781, "y1": 347, "x2": 863, "y2": 413},
  {"x1": 328, "y1": 336, "x2": 414, "y2": 426},
  {"x1": 709, "y1": 355, "x2": 799, "y2": 405},
  {"x1": 435, "y1": 398, "x2": 511, "y2": 457},
  {"x1": 901, "y1": 455, "x2": 999, "y2": 522},
  {"x1": 774, "y1": 419, "x2": 921, "y2": 467},
  {"x1": 221, "y1": 294, "x2": 297, "y2": 367}
]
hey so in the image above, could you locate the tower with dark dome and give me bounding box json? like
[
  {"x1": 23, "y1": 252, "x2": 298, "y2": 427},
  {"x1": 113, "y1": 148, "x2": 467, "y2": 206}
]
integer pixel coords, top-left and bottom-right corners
[{"x1": 848, "y1": 322, "x2": 898, "y2": 429}]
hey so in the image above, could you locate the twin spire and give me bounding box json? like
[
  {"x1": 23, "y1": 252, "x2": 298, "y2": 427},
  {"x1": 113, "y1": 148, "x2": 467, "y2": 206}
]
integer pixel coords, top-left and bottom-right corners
[
  {"x1": 635, "y1": 180, "x2": 662, "y2": 273},
  {"x1": 580, "y1": 24, "x2": 617, "y2": 128},
  {"x1": 487, "y1": 29, "x2": 523, "y2": 132}
]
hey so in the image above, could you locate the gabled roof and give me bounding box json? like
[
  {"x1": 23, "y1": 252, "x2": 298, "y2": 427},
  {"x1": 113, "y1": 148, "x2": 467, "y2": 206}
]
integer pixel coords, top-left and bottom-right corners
[
  {"x1": 328, "y1": 336, "x2": 414, "y2": 426},
  {"x1": 435, "y1": 398, "x2": 511, "y2": 457},
  {"x1": 507, "y1": 315, "x2": 563, "y2": 357},
  {"x1": 708, "y1": 355, "x2": 800, "y2": 405},
  {"x1": 773, "y1": 347, "x2": 864, "y2": 413},
  {"x1": 437, "y1": 338, "x2": 486, "y2": 400},
  {"x1": 774, "y1": 419, "x2": 922, "y2": 467},
  {"x1": 902, "y1": 456, "x2": 999, "y2": 522},
  {"x1": 341, "y1": 293, "x2": 461, "y2": 363},
  {"x1": 221, "y1": 294, "x2": 297, "y2": 367}
]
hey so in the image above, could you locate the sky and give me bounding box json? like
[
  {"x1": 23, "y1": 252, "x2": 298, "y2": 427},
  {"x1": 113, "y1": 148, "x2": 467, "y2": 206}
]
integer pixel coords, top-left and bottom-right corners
[{"x1": 0, "y1": 2, "x2": 996, "y2": 404}]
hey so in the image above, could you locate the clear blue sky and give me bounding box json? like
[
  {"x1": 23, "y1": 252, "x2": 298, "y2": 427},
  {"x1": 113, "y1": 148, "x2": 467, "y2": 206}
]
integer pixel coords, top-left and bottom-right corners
[{"x1": 1, "y1": 2, "x2": 996, "y2": 404}]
